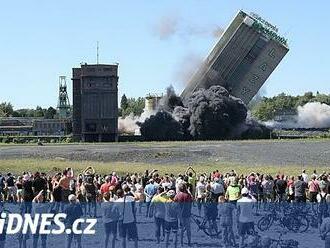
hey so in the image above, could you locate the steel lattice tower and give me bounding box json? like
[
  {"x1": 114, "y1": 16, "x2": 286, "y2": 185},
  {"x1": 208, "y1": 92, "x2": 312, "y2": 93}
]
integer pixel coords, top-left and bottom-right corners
[{"x1": 57, "y1": 76, "x2": 71, "y2": 119}]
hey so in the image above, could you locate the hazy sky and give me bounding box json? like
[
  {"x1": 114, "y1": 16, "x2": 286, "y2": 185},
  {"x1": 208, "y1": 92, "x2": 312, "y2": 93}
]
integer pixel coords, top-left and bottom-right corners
[{"x1": 0, "y1": 1, "x2": 329, "y2": 109}]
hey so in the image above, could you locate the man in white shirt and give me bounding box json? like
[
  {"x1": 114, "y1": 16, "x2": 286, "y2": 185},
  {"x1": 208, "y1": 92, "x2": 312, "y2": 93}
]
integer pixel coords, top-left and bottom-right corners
[
  {"x1": 101, "y1": 192, "x2": 120, "y2": 248},
  {"x1": 116, "y1": 189, "x2": 138, "y2": 248},
  {"x1": 301, "y1": 170, "x2": 309, "y2": 183},
  {"x1": 195, "y1": 176, "x2": 206, "y2": 216},
  {"x1": 210, "y1": 177, "x2": 224, "y2": 202},
  {"x1": 237, "y1": 187, "x2": 257, "y2": 248}
]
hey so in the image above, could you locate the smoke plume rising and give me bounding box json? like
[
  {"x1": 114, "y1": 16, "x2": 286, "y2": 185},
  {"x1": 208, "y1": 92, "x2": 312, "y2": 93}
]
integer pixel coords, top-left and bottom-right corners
[
  {"x1": 153, "y1": 14, "x2": 224, "y2": 40},
  {"x1": 265, "y1": 102, "x2": 330, "y2": 129},
  {"x1": 172, "y1": 53, "x2": 204, "y2": 86},
  {"x1": 118, "y1": 109, "x2": 156, "y2": 135},
  {"x1": 153, "y1": 15, "x2": 179, "y2": 40}
]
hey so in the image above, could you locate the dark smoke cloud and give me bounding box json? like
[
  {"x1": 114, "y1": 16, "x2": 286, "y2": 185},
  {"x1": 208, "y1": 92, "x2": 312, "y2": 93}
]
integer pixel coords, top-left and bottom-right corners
[
  {"x1": 139, "y1": 111, "x2": 186, "y2": 141},
  {"x1": 140, "y1": 86, "x2": 268, "y2": 141},
  {"x1": 159, "y1": 85, "x2": 183, "y2": 112},
  {"x1": 172, "y1": 106, "x2": 191, "y2": 138},
  {"x1": 185, "y1": 86, "x2": 247, "y2": 139}
]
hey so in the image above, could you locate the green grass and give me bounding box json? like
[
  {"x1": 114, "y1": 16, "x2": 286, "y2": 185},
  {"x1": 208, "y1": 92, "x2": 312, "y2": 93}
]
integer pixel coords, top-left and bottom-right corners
[{"x1": 0, "y1": 158, "x2": 327, "y2": 177}]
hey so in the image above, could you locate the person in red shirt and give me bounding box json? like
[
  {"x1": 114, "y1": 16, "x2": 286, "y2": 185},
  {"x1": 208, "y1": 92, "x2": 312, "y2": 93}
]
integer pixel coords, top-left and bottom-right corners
[
  {"x1": 174, "y1": 184, "x2": 193, "y2": 247},
  {"x1": 100, "y1": 176, "x2": 111, "y2": 195}
]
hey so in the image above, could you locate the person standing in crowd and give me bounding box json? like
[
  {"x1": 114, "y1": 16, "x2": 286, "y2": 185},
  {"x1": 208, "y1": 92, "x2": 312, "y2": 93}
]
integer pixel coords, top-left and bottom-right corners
[
  {"x1": 210, "y1": 177, "x2": 224, "y2": 202},
  {"x1": 6, "y1": 173, "x2": 17, "y2": 202},
  {"x1": 175, "y1": 183, "x2": 193, "y2": 247},
  {"x1": 287, "y1": 176, "x2": 295, "y2": 202},
  {"x1": 22, "y1": 174, "x2": 34, "y2": 214},
  {"x1": 32, "y1": 172, "x2": 47, "y2": 198},
  {"x1": 0, "y1": 174, "x2": 5, "y2": 201},
  {"x1": 261, "y1": 175, "x2": 274, "y2": 202},
  {"x1": 275, "y1": 174, "x2": 287, "y2": 202},
  {"x1": 294, "y1": 175, "x2": 308, "y2": 202},
  {"x1": 58, "y1": 169, "x2": 71, "y2": 204},
  {"x1": 101, "y1": 192, "x2": 120, "y2": 248},
  {"x1": 195, "y1": 175, "x2": 206, "y2": 216},
  {"x1": 84, "y1": 176, "x2": 97, "y2": 217},
  {"x1": 237, "y1": 187, "x2": 257, "y2": 248},
  {"x1": 116, "y1": 189, "x2": 138, "y2": 248},
  {"x1": 320, "y1": 212, "x2": 330, "y2": 248},
  {"x1": 218, "y1": 195, "x2": 235, "y2": 247},
  {"x1": 308, "y1": 175, "x2": 320, "y2": 203},
  {"x1": 32, "y1": 190, "x2": 49, "y2": 248},
  {"x1": 317, "y1": 184, "x2": 330, "y2": 224},
  {"x1": 164, "y1": 190, "x2": 179, "y2": 248},
  {"x1": 150, "y1": 186, "x2": 167, "y2": 244},
  {"x1": 144, "y1": 179, "x2": 157, "y2": 217},
  {"x1": 185, "y1": 166, "x2": 197, "y2": 197},
  {"x1": 65, "y1": 194, "x2": 83, "y2": 248},
  {"x1": 16, "y1": 176, "x2": 23, "y2": 203},
  {"x1": 134, "y1": 185, "x2": 145, "y2": 214},
  {"x1": 52, "y1": 173, "x2": 62, "y2": 212},
  {"x1": 100, "y1": 176, "x2": 111, "y2": 195},
  {"x1": 225, "y1": 177, "x2": 241, "y2": 204},
  {"x1": 301, "y1": 169, "x2": 309, "y2": 183}
]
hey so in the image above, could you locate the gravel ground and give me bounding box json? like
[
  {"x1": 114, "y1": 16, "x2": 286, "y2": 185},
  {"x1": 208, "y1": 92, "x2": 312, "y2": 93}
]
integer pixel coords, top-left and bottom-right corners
[{"x1": 0, "y1": 139, "x2": 329, "y2": 166}]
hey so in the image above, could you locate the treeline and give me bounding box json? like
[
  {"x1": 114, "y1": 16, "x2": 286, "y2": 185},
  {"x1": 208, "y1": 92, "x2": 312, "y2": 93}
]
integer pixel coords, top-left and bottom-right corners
[
  {"x1": 0, "y1": 102, "x2": 57, "y2": 119},
  {"x1": 119, "y1": 94, "x2": 145, "y2": 117},
  {"x1": 251, "y1": 92, "x2": 330, "y2": 121}
]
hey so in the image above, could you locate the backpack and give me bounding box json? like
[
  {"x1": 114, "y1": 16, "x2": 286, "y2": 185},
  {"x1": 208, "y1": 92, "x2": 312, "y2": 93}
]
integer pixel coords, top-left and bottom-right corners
[{"x1": 318, "y1": 193, "x2": 328, "y2": 215}]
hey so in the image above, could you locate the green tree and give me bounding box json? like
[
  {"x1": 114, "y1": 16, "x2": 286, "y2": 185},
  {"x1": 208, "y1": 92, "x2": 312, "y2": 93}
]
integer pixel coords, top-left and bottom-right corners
[
  {"x1": 34, "y1": 106, "x2": 45, "y2": 117},
  {"x1": 121, "y1": 96, "x2": 145, "y2": 117},
  {"x1": 0, "y1": 102, "x2": 14, "y2": 117},
  {"x1": 44, "y1": 107, "x2": 57, "y2": 119},
  {"x1": 120, "y1": 94, "x2": 129, "y2": 111}
]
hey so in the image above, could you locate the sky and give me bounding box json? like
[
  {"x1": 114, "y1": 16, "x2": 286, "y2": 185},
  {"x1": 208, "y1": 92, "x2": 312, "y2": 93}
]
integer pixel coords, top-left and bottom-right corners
[{"x1": 0, "y1": 0, "x2": 329, "y2": 109}]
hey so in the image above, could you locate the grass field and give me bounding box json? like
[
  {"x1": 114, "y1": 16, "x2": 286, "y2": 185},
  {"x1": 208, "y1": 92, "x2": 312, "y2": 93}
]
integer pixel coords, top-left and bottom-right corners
[{"x1": 0, "y1": 158, "x2": 327, "y2": 177}]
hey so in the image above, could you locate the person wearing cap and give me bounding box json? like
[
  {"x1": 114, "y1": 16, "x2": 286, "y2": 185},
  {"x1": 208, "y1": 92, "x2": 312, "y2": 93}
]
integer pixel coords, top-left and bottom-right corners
[
  {"x1": 64, "y1": 194, "x2": 83, "y2": 248},
  {"x1": 164, "y1": 190, "x2": 179, "y2": 248},
  {"x1": 237, "y1": 187, "x2": 257, "y2": 248}
]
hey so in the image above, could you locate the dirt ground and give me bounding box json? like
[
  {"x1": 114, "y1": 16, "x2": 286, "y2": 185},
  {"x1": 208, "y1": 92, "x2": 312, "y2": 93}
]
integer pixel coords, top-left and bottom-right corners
[{"x1": 0, "y1": 139, "x2": 329, "y2": 167}]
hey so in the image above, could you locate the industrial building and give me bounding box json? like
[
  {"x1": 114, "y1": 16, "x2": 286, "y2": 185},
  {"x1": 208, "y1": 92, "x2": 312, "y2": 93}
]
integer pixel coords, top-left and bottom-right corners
[
  {"x1": 144, "y1": 94, "x2": 162, "y2": 112},
  {"x1": 181, "y1": 10, "x2": 289, "y2": 104},
  {"x1": 0, "y1": 117, "x2": 71, "y2": 136},
  {"x1": 72, "y1": 63, "x2": 119, "y2": 142}
]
